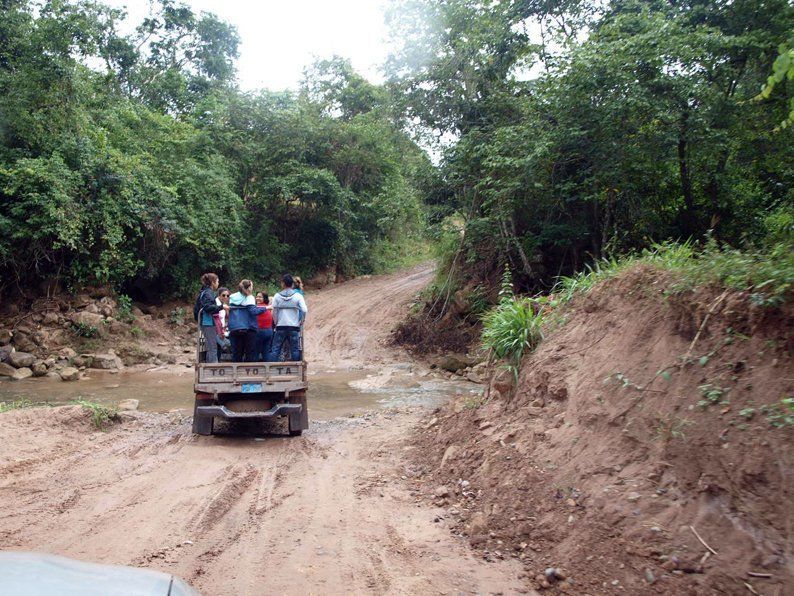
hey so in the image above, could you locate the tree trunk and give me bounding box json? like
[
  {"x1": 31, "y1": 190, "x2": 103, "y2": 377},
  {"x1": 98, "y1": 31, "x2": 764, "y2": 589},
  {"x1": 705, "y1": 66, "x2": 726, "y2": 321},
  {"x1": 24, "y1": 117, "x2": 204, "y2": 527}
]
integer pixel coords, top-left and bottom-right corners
[{"x1": 677, "y1": 111, "x2": 697, "y2": 239}]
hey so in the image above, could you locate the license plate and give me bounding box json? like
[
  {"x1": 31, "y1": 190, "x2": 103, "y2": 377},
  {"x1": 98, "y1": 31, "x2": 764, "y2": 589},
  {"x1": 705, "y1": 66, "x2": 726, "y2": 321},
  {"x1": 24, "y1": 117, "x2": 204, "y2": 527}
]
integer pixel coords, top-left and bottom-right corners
[{"x1": 241, "y1": 383, "x2": 262, "y2": 393}]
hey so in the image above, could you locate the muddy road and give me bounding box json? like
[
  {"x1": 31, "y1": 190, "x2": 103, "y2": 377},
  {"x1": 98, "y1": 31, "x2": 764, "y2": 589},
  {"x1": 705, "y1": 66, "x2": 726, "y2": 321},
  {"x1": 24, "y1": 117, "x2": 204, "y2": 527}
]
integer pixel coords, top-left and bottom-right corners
[{"x1": 0, "y1": 265, "x2": 529, "y2": 595}]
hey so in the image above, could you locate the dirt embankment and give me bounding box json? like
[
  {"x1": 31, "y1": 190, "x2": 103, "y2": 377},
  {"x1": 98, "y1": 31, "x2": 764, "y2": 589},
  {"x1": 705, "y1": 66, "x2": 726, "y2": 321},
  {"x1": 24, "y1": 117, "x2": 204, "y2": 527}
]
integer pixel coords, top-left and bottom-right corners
[
  {"x1": 0, "y1": 289, "x2": 197, "y2": 382},
  {"x1": 410, "y1": 266, "x2": 793, "y2": 595}
]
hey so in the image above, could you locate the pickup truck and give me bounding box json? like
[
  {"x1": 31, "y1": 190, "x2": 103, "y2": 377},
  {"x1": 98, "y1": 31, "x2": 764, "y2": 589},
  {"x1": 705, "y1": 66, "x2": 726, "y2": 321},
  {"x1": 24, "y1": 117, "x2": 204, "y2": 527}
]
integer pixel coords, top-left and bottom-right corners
[{"x1": 192, "y1": 326, "x2": 309, "y2": 437}]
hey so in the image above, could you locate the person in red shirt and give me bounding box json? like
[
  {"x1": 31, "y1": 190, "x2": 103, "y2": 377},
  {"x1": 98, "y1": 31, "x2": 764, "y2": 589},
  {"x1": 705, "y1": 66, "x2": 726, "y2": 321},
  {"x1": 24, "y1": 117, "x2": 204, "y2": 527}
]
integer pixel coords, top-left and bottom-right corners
[{"x1": 254, "y1": 292, "x2": 274, "y2": 362}]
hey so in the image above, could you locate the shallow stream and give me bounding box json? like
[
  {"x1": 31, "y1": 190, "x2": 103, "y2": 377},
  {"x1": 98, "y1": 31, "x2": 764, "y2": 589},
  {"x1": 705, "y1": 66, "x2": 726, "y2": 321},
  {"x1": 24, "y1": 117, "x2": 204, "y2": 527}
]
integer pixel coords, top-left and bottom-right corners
[{"x1": 0, "y1": 366, "x2": 478, "y2": 420}]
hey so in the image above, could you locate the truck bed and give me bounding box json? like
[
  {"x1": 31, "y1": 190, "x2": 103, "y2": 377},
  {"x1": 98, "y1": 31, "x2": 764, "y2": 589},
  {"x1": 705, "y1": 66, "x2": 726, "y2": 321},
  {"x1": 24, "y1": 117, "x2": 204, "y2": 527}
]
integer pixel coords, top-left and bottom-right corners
[{"x1": 194, "y1": 361, "x2": 308, "y2": 395}]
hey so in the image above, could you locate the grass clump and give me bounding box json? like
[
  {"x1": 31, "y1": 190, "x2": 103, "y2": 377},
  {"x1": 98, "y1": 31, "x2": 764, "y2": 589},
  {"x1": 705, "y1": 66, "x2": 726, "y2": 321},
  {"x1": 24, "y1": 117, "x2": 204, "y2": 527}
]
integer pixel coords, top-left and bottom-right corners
[
  {"x1": 555, "y1": 239, "x2": 793, "y2": 307},
  {"x1": 71, "y1": 399, "x2": 119, "y2": 430},
  {"x1": 481, "y1": 265, "x2": 546, "y2": 374},
  {"x1": 0, "y1": 399, "x2": 42, "y2": 413}
]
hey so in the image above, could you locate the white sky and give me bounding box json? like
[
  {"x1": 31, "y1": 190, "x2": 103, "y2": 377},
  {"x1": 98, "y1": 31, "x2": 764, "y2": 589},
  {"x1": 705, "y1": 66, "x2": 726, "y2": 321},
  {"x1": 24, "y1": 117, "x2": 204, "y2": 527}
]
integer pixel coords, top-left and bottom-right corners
[{"x1": 105, "y1": 0, "x2": 391, "y2": 91}]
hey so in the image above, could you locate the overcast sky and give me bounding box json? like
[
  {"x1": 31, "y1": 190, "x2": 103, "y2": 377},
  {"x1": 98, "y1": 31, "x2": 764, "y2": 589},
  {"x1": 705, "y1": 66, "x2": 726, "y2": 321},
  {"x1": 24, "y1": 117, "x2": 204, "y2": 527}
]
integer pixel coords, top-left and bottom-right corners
[{"x1": 105, "y1": 0, "x2": 391, "y2": 91}]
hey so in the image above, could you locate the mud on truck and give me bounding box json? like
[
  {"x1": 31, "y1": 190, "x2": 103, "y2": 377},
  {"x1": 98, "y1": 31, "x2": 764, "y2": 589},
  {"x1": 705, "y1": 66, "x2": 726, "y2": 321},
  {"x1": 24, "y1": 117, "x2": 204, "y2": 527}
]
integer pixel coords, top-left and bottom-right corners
[{"x1": 192, "y1": 315, "x2": 309, "y2": 437}]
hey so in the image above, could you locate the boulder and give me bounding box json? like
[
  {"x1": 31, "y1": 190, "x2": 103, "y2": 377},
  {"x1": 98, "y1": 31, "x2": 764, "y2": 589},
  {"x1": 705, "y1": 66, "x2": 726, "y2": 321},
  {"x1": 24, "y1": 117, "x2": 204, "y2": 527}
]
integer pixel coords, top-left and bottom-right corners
[
  {"x1": 13, "y1": 333, "x2": 37, "y2": 353},
  {"x1": 466, "y1": 372, "x2": 484, "y2": 384},
  {"x1": 89, "y1": 353, "x2": 122, "y2": 370},
  {"x1": 69, "y1": 311, "x2": 107, "y2": 337},
  {"x1": 431, "y1": 353, "x2": 481, "y2": 373},
  {"x1": 59, "y1": 367, "x2": 80, "y2": 381},
  {"x1": 73, "y1": 294, "x2": 92, "y2": 308},
  {"x1": 0, "y1": 362, "x2": 18, "y2": 378},
  {"x1": 0, "y1": 345, "x2": 13, "y2": 363},
  {"x1": 8, "y1": 351, "x2": 36, "y2": 368},
  {"x1": 31, "y1": 362, "x2": 48, "y2": 377},
  {"x1": 59, "y1": 347, "x2": 77, "y2": 360},
  {"x1": 99, "y1": 296, "x2": 117, "y2": 310},
  {"x1": 42, "y1": 311, "x2": 60, "y2": 325},
  {"x1": 11, "y1": 367, "x2": 32, "y2": 381},
  {"x1": 0, "y1": 329, "x2": 12, "y2": 345},
  {"x1": 84, "y1": 303, "x2": 100, "y2": 314},
  {"x1": 45, "y1": 371, "x2": 62, "y2": 380},
  {"x1": 72, "y1": 355, "x2": 93, "y2": 368},
  {"x1": 118, "y1": 399, "x2": 139, "y2": 411},
  {"x1": 107, "y1": 320, "x2": 129, "y2": 335},
  {"x1": 99, "y1": 305, "x2": 113, "y2": 318}
]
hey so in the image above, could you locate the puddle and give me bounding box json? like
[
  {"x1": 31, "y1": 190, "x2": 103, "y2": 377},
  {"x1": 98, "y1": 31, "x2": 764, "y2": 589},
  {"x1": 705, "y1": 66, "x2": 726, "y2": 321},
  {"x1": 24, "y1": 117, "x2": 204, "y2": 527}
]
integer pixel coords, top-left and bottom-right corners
[{"x1": 0, "y1": 367, "x2": 478, "y2": 420}]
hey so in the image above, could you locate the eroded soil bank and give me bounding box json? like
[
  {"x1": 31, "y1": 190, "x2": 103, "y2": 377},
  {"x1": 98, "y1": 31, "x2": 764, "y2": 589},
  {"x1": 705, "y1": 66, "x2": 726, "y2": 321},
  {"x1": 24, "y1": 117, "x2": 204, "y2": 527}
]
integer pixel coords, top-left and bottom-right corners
[{"x1": 409, "y1": 266, "x2": 793, "y2": 595}]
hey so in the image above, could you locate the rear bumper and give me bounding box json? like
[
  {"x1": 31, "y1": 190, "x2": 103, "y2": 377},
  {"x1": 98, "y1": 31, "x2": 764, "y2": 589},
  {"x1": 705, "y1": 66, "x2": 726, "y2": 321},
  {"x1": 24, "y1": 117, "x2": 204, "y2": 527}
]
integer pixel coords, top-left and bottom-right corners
[{"x1": 195, "y1": 403, "x2": 302, "y2": 419}]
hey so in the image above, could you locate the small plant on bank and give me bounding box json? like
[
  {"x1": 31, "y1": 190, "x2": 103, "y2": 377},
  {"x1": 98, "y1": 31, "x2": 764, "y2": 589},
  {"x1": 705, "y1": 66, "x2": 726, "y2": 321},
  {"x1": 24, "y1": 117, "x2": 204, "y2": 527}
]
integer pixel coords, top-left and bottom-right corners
[
  {"x1": 0, "y1": 399, "x2": 40, "y2": 413},
  {"x1": 71, "y1": 399, "x2": 119, "y2": 430},
  {"x1": 169, "y1": 307, "x2": 186, "y2": 326},
  {"x1": 481, "y1": 297, "x2": 545, "y2": 370},
  {"x1": 654, "y1": 413, "x2": 692, "y2": 441},
  {"x1": 697, "y1": 384, "x2": 729, "y2": 409},
  {"x1": 130, "y1": 325, "x2": 143, "y2": 338},
  {"x1": 117, "y1": 294, "x2": 135, "y2": 323},
  {"x1": 760, "y1": 398, "x2": 794, "y2": 428},
  {"x1": 71, "y1": 322, "x2": 98, "y2": 338},
  {"x1": 604, "y1": 371, "x2": 646, "y2": 392}
]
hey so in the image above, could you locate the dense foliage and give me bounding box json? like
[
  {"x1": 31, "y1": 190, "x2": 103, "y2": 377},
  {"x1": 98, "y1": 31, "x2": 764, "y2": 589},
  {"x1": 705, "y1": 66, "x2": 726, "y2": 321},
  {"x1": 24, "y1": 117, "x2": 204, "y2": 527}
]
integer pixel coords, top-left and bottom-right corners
[
  {"x1": 387, "y1": 0, "x2": 794, "y2": 297},
  {"x1": 0, "y1": 0, "x2": 432, "y2": 299}
]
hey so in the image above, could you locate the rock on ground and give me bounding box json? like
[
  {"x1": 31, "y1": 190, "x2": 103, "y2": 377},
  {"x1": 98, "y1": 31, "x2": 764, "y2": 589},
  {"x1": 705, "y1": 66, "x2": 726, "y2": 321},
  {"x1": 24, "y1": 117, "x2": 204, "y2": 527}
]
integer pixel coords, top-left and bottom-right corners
[
  {"x1": 59, "y1": 367, "x2": 80, "y2": 381},
  {"x1": 0, "y1": 362, "x2": 18, "y2": 378},
  {"x1": 11, "y1": 367, "x2": 33, "y2": 381},
  {"x1": 8, "y1": 351, "x2": 36, "y2": 368},
  {"x1": 89, "y1": 353, "x2": 123, "y2": 370}
]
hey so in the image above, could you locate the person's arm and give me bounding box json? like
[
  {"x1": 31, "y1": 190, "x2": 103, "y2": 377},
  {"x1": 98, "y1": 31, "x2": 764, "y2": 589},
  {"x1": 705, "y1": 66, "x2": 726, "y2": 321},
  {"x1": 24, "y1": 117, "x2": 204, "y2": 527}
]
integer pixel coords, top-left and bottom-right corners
[
  {"x1": 271, "y1": 297, "x2": 279, "y2": 326},
  {"x1": 247, "y1": 304, "x2": 266, "y2": 316},
  {"x1": 200, "y1": 290, "x2": 222, "y2": 315}
]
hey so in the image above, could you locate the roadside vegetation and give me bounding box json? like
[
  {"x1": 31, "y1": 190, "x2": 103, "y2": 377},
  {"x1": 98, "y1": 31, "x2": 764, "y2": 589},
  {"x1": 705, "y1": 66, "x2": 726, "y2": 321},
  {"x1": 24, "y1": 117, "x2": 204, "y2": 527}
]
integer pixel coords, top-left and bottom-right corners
[
  {"x1": 0, "y1": 2, "x2": 436, "y2": 300},
  {"x1": 481, "y1": 240, "x2": 793, "y2": 366},
  {"x1": 387, "y1": 0, "x2": 792, "y2": 351}
]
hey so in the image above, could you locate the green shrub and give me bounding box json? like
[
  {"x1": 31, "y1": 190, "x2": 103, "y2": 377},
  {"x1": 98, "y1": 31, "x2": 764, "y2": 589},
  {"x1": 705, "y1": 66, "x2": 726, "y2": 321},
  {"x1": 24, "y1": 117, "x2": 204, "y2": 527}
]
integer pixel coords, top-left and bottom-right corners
[
  {"x1": 481, "y1": 297, "x2": 545, "y2": 365},
  {"x1": 117, "y1": 294, "x2": 135, "y2": 323},
  {"x1": 71, "y1": 399, "x2": 119, "y2": 430},
  {"x1": 71, "y1": 322, "x2": 98, "y2": 338}
]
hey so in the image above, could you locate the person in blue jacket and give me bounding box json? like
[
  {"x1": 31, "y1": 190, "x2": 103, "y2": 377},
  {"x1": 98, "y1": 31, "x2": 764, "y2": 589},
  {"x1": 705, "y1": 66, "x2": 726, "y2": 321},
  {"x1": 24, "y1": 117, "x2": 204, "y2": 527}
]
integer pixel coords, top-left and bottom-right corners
[
  {"x1": 193, "y1": 273, "x2": 228, "y2": 363},
  {"x1": 228, "y1": 279, "x2": 267, "y2": 362}
]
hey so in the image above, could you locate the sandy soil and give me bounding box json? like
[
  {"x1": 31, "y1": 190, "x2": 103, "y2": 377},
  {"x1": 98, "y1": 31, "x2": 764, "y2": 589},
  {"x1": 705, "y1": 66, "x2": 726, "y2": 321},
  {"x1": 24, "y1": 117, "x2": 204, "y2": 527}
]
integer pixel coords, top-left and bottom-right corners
[{"x1": 0, "y1": 265, "x2": 531, "y2": 596}]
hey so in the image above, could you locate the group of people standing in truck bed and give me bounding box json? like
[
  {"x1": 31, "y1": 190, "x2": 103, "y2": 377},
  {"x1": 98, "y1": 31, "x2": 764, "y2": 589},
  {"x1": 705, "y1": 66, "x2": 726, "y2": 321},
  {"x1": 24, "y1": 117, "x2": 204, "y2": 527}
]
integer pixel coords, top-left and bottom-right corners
[{"x1": 194, "y1": 273, "x2": 308, "y2": 364}]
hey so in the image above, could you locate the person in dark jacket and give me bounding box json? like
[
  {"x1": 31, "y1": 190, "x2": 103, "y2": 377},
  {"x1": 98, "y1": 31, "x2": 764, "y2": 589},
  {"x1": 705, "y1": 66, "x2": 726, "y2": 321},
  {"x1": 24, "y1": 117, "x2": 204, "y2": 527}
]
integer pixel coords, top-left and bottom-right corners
[
  {"x1": 193, "y1": 273, "x2": 228, "y2": 363},
  {"x1": 228, "y1": 279, "x2": 267, "y2": 362}
]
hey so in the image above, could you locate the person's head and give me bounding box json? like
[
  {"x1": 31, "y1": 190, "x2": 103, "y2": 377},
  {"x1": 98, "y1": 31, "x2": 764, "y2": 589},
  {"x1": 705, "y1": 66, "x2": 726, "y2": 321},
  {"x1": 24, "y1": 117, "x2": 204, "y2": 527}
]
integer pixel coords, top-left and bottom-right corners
[
  {"x1": 294, "y1": 276, "x2": 303, "y2": 290},
  {"x1": 281, "y1": 274, "x2": 294, "y2": 289},
  {"x1": 218, "y1": 287, "x2": 230, "y2": 303},
  {"x1": 238, "y1": 279, "x2": 254, "y2": 296},
  {"x1": 201, "y1": 272, "x2": 219, "y2": 290},
  {"x1": 255, "y1": 291, "x2": 264, "y2": 304}
]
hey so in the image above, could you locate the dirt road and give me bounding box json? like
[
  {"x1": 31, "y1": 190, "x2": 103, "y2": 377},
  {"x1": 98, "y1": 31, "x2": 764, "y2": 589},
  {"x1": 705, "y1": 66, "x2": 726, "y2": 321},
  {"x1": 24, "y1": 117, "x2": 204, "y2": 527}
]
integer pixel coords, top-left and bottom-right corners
[
  {"x1": 305, "y1": 262, "x2": 434, "y2": 368},
  {"x1": 0, "y1": 266, "x2": 529, "y2": 595}
]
